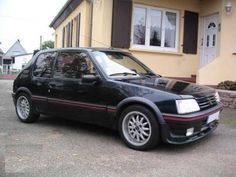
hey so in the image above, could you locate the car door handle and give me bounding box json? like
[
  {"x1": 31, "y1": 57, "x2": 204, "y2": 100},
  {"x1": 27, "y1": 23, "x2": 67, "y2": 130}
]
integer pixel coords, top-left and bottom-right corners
[{"x1": 48, "y1": 83, "x2": 56, "y2": 88}]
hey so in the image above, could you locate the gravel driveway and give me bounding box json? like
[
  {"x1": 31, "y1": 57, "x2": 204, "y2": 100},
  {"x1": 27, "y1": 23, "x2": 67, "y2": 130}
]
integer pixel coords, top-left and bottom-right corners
[{"x1": 0, "y1": 80, "x2": 236, "y2": 177}]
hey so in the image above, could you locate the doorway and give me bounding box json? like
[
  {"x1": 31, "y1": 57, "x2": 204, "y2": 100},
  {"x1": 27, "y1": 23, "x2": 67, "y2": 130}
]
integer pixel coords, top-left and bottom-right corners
[
  {"x1": 3, "y1": 65, "x2": 11, "y2": 74},
  {"x1": 200, "y1": 14, "x2": 219, "y2": 67}
]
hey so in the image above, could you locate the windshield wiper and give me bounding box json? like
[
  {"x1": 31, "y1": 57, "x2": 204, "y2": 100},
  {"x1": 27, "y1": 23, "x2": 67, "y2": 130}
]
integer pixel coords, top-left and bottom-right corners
[
  {"x1": 109, "y1": 72, "x2": 138, "y2": 76},
  {"x1": 140, "y1": 72, "x2": 161, "y2": 78}
]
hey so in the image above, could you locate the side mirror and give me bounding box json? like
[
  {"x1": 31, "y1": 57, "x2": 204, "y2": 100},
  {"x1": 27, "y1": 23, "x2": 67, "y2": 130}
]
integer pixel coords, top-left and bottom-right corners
[{"x1": 81, "y1": 75, "x2": 101, "y2": 85}]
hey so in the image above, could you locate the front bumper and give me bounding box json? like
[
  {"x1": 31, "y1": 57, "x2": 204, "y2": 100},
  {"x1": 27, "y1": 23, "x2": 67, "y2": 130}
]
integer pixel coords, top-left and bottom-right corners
[{"x1": 161, "y1": 103, "x2": 223, "y2": 144}]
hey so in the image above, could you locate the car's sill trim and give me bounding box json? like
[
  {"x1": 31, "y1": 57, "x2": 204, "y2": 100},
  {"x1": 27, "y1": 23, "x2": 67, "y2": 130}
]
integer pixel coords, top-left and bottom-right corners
[{"x1": 31, "y1": 95, "x2": 117, "y2": 112}]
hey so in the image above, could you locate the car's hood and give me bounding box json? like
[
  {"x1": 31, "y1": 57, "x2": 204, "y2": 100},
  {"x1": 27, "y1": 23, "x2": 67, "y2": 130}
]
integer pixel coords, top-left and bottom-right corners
[{"x1": 122, "y1": 76, "x2": 215, "y2": 98}]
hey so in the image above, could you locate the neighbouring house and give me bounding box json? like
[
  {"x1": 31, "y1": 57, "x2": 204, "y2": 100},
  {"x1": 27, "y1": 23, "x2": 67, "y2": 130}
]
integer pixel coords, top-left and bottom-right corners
[
  {"x1": 0, "y1": 40, "x2": 31, "y2": 74},
  {"x1": 49, "y1": 0, "x2": 236, "y2": 85},
  {"x1": 0, "y1": 48, "x2": 3, "y2": 73},
  {"x1": 12, "y1": 53, "x2": 33, "y2": 71}
]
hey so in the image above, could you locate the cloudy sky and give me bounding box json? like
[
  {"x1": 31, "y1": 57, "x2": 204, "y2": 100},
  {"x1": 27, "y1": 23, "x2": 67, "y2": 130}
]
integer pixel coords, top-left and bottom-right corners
[{"x1": 0, "y1": 0, "x2": 67, "y2": 53}]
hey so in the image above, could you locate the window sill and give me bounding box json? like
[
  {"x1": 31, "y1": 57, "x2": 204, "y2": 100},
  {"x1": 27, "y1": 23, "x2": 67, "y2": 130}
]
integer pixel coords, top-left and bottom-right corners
[{"x1": 129, "y1": 48, "x2": 183, "y2": 56}]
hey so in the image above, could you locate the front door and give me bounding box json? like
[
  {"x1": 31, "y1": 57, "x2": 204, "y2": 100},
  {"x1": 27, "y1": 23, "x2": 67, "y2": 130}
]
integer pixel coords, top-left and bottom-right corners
[
  {"x1": 200, "y1": 14, "x2": 219, "y2": 67},
  {"x1": 3, "y1": 58, "x2": 13, "y2": 74},
  {"x1": 3, "y1": 65, "x2": 7, "y2": 74},
  {"x1": 3, "y1": 65, "x2": 11, "y2": 74},
  {"x1": 30, "y1": 52, "x2": 56, "y2": 113},
  {"x1": 48, "y1": 51, "x2": 110, "y2": 126}
]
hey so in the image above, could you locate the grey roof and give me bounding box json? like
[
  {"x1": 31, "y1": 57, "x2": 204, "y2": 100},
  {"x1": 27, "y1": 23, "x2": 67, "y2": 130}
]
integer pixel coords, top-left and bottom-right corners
[
  {"x1": 49, "y1": 0, "x2": 82, "y2": 29},
  {"x1": 2, "y1": 56, "x2": 12, "y2": 60},
  {"x1": 13, "y1": 53, "x2": 33, "y2": 57},
  {"x1": 4, "y1": 40, "x2": 27, "y2": 57}
]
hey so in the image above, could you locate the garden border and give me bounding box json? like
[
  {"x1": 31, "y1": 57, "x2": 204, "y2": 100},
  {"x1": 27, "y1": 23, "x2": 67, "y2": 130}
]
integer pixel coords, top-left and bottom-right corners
[{"x1": 218, "y1": 89, "x2": 236, "y2": 109}]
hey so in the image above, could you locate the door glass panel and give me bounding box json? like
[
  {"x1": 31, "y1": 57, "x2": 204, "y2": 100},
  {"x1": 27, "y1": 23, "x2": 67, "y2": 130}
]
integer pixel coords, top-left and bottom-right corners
[
  {"x1": 133, "y1": 7, "x2": 146, "y2": 45},
  {"x1": 54, "y1": 52, "x2": 96, "y2": 79},
  {"x1": 208, "y1": 22, "x2": 216, "y2": 29},
  {"x1": 33, "y1": 52, "x2": 56, "y2": 78},
  {"x1": 164, "y1": 11, "x2": 177, "y2": 48},
  {"x1": 206, "y1": 35, "x2": 209, "y2": 47},
  {"x1": 212, "y1": 34, "x2": 216, "y2": 46},
  {"x1": 150, "y1": 9, "x2": 162, "y2": 46}
]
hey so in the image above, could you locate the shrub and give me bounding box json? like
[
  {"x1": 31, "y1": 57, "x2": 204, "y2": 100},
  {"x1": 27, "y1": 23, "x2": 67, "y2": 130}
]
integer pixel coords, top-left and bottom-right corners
[{"x1": 217, "y1": 80, "x2": 236, "y2": 90}]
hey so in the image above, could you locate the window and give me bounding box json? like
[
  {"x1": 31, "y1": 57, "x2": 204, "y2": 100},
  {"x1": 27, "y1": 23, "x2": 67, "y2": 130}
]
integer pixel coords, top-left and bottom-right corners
[
  {"x1": 33, "y1": 52, "x2": 56, "y2": 78},
  {"x1": 54, "y1": 52, "x2": 96, "y2": 79},
  {"x1": 207, "y1": 35, "x2": 209, "y2": 47},
  {"x1": 75, "y1": 13, "x2": 81, "y2": 47},
  {"x1": 212, "y1": 34, "x2": 216, "y2": 47},
  {"x1": 62, "y1": 27, "x2": 65, "y2": 48},
  {"x1": 132, "y1": 5, "x2": 179, "y2": 51},
  {"x1": 133, "y1": 7, "x2": 146, "y2": 45},
  {"x1": 55, "y1": 34, "x2": 58, "y2": 48},
  {"x1": 66, "y1": 22, "x2": 71, "y2": 47},
  {"x1": 64, "y1": 21, "x2": 73, "y2": 47},
  {"x1": 150, "y1": 9, "x2": 162, "y2": 47},
  {"x1": 70, "y1": 20, "x2": 73, "y2": 47}
]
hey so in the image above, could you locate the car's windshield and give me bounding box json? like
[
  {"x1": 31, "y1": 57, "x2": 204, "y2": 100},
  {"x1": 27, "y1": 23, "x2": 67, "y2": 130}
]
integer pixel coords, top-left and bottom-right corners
[{"x1": 92, "y1": 51, "x2": 153, "y2": 77}]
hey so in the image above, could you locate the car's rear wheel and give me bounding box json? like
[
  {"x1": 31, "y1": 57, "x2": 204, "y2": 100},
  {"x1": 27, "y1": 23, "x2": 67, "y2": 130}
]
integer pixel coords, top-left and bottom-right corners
[
  {"x1": 119, "y1": 105, "x2": 160, "y2": 150},
  {"x1": 15, "y1": 93, "x2": 39, "y2": 123}
]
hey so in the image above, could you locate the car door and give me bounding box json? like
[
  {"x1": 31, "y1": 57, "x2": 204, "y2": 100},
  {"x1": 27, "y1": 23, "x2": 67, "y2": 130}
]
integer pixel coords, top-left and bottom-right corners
[
  {"x1": 47, "y1": 50, "x2": 110, "y2": 126},
  {"x1": 30, "y1": 52, "x2": 57, "y2": 113}
]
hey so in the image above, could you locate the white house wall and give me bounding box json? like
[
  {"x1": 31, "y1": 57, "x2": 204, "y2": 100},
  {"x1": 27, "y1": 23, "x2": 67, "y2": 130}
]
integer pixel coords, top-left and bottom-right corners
[{"x1": 13, "y1": 54, "x2": 33, "y2": 71}]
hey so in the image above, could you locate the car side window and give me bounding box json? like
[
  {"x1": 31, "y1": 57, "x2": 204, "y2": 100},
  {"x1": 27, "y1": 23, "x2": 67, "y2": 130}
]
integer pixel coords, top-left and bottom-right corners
[
  {"x1": 53, "y1": 52, "x2": 96, "y2": 79},
  {"x1": 33, "y1": 52, "x2": 56, "y2": 78}
]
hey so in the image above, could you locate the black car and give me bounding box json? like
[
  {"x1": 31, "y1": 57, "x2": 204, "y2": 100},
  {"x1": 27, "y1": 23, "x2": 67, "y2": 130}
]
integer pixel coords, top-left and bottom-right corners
[{"x1": 12, "y1": 48, "x2": 223, "y2": 150}]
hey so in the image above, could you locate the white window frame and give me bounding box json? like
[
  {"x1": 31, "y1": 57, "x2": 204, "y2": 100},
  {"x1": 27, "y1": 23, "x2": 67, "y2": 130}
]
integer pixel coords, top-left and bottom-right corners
[{"x1": 131, "y1": 4, "x2": 179, "y2": 52}]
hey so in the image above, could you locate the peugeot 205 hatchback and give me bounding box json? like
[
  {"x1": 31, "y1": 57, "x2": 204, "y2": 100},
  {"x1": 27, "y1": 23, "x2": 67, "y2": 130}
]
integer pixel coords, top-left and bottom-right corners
[{"x1": 12, "y1": 48, "x2": 223, "y2": 150}]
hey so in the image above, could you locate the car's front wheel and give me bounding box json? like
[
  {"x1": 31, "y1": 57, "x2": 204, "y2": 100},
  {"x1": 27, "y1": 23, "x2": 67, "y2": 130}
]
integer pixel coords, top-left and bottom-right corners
[
  {"x1": 119, "y1": 105, "x2": 160, "y2": 150},
  {"x1": 15, "y1": 93, "x2": 39, "y2": 123}
]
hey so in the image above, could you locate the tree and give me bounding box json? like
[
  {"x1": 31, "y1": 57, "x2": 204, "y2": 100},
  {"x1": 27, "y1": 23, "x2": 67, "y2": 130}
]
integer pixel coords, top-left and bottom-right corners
[{"x1": 41, "y1": 40, "x2": 54, "y2": 50}]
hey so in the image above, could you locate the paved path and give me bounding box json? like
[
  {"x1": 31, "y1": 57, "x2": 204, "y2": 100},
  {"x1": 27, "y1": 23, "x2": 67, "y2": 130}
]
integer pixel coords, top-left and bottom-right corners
[{"x1": 0, "y1": 80, "x2": 236, "y2": 177}]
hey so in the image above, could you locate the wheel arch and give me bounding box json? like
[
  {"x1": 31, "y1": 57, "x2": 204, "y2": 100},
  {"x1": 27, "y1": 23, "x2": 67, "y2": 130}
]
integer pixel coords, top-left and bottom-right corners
[
  {"x1": 15, "y1": 87, "x2": 32, "y2": 98},
  {"x1": 113, "y1": 97, "x2": 165, "y2": 129}
]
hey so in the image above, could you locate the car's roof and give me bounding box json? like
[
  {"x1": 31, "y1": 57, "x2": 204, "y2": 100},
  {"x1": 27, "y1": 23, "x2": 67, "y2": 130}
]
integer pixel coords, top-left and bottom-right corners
[{"x1": 37, "y1": 47, "x2": 125, "y2": 54}]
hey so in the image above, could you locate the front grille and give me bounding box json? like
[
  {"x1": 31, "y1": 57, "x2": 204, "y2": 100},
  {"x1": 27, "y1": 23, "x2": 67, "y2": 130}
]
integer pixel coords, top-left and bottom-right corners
[{"x1": 196, "y1": 94, "x2": 217, "y2": 110}]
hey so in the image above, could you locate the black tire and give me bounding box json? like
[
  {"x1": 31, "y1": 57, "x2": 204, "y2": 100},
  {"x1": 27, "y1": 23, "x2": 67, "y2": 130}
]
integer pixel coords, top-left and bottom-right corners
[
  {"x1": 119, "y1": 105, "x2": 160, "y2": 151},
  {"x1": 15, "y1": 92, "x2": 39, "y2": 123}
]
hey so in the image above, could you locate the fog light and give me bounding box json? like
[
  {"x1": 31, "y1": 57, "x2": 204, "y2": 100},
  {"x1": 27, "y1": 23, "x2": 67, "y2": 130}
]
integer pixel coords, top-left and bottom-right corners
[{"x1": 186, "y1": 128, "x2": 194, "y2": 136}]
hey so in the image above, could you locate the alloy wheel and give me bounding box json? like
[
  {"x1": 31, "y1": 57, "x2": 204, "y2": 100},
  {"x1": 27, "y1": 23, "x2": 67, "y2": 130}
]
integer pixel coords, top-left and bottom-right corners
[
  {"x1": 122, "y1": 111, "x2": 152, "y2": 146},
  {"x1": 16, "y1": 96, "x2": 30, "y2": 120}
]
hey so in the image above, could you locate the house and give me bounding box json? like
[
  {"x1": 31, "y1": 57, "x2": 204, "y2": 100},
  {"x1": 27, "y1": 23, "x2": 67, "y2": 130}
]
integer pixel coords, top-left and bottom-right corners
[
  {"x1": 49, "y1": 0, "x2": 236, "y2": 85},
  {"x1": 0, "y1": 48, "x2": 3, "y2": 74},
  {"x1": 0, "y1": 40, "x2": 29, "y2": 74},
  {"x1": 4, "y1": 40, "x2": 27, "y2": 57},
  {"x1": 12, "y1": 53, "x2": 33, "y2": 71}
]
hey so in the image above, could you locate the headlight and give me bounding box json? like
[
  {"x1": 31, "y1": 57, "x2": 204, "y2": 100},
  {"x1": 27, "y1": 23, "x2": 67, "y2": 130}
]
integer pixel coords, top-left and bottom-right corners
[
  {"x1": 215, "y1": 92, "x2": 220, "y2": 102},
  {"x1": 176, "y1": 99, "x2": 200, "y2": 114}
]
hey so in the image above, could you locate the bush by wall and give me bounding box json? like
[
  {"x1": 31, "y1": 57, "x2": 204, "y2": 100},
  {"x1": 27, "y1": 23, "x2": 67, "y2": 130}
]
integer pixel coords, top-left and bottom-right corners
[{"x1": 217, "y1": 81, "x2": 236, "y2": 91}]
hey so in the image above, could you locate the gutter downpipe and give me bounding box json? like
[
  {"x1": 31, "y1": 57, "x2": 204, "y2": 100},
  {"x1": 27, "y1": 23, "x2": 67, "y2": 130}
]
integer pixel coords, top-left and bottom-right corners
[{"x1": 88, "y1": 0, "x2": 94, "y2": 47}]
